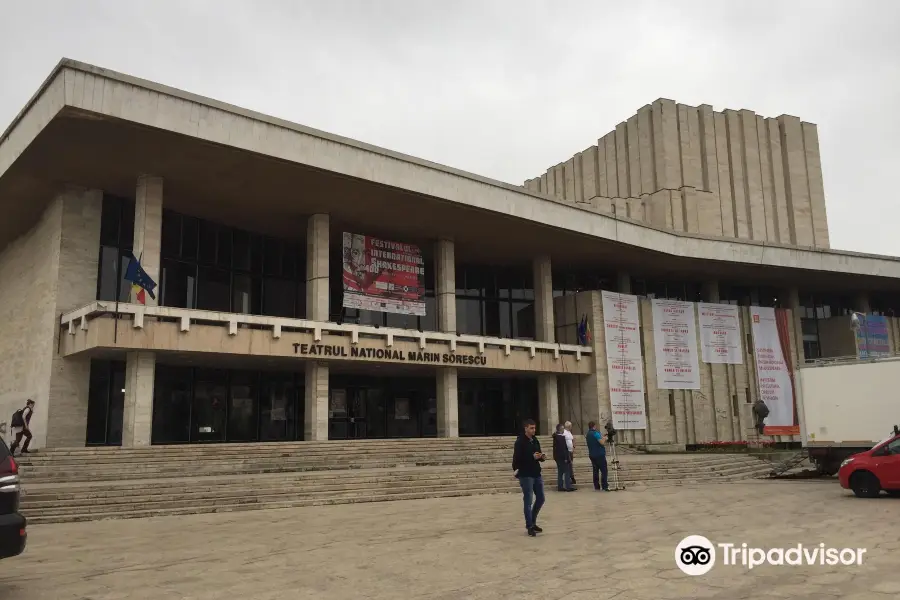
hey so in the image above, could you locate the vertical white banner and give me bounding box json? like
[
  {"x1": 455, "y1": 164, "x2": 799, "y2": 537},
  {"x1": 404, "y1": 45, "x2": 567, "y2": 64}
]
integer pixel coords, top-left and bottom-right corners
[
  {"x1": 750, "y1": 306, "x2": 797, "y2": 434},
  {"x1": 651, "y1": 299, "x2": 701, "y2": 389},
  {"x1": 601, "y1": 291, "x2": 647, "y2": 430},
  {"x1": 698, "y1": 302, "x2": 744, "y2": 365}
]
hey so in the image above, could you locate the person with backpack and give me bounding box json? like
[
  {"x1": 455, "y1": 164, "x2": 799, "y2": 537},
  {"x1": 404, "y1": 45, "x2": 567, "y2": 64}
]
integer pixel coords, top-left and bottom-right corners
[
  {"x1": 9, "y1": 399, "x2": 35, "y2": 455},
  {"x1": 752, "y1": 399, "x2": 770, "y2": 435}
]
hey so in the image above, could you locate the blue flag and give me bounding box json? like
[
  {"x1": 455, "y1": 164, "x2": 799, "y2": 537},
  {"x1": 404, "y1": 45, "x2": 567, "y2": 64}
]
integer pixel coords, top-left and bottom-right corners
[{"x1": 123, "y1": 251, "x2": 157, "y2": 302}]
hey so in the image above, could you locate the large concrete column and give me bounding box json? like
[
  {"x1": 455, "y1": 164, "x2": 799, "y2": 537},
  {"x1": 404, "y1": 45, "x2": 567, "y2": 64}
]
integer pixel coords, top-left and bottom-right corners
[
  {"x1": 43, "y1": 187, "x2": 104, "y2": 448},
  {"x1": 617, "y1": 272, "x2": 632, "y2": 294},
  {"x1": 855, "y1": 292, "x2": 871, "y2": 314},
  {"x1": 436, "y1": 369, "x2": 459, "y2": 437},
  {"x1": 786, "y1": 287, "x2": 805, "y2": 366},
  {"x1": 304, "y1": 361, "x2": 329, "y2": 440},
  {"x1": 701, "y1": 281, "x2": 720, "y2": 303},
  {"x1": 133, "y1": 175, "x2": 163, "y2": 306},
  {"x1": 435, "y1": 239, "x2": 456, "y2": 333},
  {"x1": 119, "y1": 176, "x2": 163, "y2": 446},
  {"x1": 305, "y1": 215, "x2": 330, "y2": 440},
  {"x1": 533, "y1": 255, "x2": 558, "y2": 434},
  {"x1": 702, "y1": 281, "x2": 731, "y2": 442},
  {"x1": 306, "y1": 214, "x2": 329, "y2": 321},
  {"x1": 435, "y1": 239, "x2": 459, "y2": 436},
  {"x1": 122, "y1": 351, "x2": 156, "y2": 446}
]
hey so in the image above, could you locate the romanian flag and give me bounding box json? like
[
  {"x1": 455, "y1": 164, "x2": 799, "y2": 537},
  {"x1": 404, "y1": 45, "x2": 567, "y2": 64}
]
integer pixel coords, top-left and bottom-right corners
[
  {"x1": 123, "y1": 252, "x2": 157, "y2": 305},
  {"x1": 577, "y1": 314, "x2": 593, "y2": 345}
]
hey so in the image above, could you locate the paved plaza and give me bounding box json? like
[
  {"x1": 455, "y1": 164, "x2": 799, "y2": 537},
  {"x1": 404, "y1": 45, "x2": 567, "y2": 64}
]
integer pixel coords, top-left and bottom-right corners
[{"x1": 2, "y1": 479, "x2": 899, "y2": 599}]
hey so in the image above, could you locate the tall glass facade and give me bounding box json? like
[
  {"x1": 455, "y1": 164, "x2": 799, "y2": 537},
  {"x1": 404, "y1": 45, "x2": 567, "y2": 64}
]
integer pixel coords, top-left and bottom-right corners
[
  {"x1": 96, "y1": 195, "x2": 135, "y2": 303},
  {"x1": 159, "y1": 211, "x2": 307, "y2": 318},
  {"x1": 85, "y1": 360, "x2": 125, "y2": 445},
  {"x1": 151, "y1": 365, "x2": 305, "y2": 444},
  {"x1": 454, "y1": 265, "x2": 535, "y2": 339},
  {"x1": 327, "y1": 375, "x2": 437, "y2": 439}
]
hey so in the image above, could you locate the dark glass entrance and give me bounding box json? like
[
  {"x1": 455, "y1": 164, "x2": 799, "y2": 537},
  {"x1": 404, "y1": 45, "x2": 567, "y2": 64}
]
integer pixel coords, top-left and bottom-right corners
[
  {"x1": 458, "y1": 377, "x2": 539, "y2": 436},
  {"x1": 86, "y1": 359, "x2": 126, "y2": 445},
  {"x1": 328, "y1": 375, "x2": 437, "y2": 439},
  {"x1": 151, "y1": 365, "x2": 304, "y2": 444}
]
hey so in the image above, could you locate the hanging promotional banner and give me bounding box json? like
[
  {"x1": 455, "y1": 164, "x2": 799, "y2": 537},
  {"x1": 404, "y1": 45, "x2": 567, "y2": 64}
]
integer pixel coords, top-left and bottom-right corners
[
  {"x1": 698, "y1": 302, "x2": 744, "y2": 365},
  {"x1": 651, "y1": 299, "x2": 701, "y2": 389},
  {"x1": 750, "y1": 307, "x2": 799, "y2": 436},
  {"x1": 856, "y1": 314, "x2": 891, "y2": 359},
  {"x1": 342, "y1": 232, "x2": 426, "y2": 316},
  {"x1": 601, "y1": 291, "x2": 647, "y2": 430}
]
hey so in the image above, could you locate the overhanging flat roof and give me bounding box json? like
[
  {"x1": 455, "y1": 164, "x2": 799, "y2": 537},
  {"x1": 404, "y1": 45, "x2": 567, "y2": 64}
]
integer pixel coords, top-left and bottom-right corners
[{"x1": 2, "y1": 58, "x2": 900, "y2": 291}]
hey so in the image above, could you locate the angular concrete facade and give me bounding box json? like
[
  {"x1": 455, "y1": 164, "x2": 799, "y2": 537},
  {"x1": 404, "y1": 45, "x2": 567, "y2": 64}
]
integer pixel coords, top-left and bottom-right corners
[
  {"x1": 526, "y1": 99, "x2": 831, "y2": 250},
  {"x1": 2, "y1": 59, "x2": 900, "y2": 451}
]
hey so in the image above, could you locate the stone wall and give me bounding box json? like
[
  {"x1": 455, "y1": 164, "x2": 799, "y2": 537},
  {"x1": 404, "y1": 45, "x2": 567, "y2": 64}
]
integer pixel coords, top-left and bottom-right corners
[
  {"x1": 0, "y1": 187, "x2": 102, "y2": 449},
  {"x1": 525, "y1": 99, "x2": 829, "y2": 249},
  {"x1": 554, "y1": 291, "x2": 801, "y2": 446}
]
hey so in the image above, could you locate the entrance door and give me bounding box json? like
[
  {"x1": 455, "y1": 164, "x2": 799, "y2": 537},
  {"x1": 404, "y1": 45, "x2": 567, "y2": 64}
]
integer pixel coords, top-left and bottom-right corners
[{"x1": 328, "y1": 387, "x2": 368, "y2": 439}]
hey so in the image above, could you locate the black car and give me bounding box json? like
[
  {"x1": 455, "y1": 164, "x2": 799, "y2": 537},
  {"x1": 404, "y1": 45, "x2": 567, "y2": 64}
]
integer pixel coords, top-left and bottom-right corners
[{"x1": 0, "y1": 437, "x2": 25, "y2": 559}]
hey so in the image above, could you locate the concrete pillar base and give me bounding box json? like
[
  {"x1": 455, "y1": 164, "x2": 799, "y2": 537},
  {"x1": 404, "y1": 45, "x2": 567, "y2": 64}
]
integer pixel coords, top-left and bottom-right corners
[
  {"x1": 122, "y1": 351, "x2": 156, "y2": 446},
  {"x1": 538, "y1": 374, "x2": 559, "y2": 435},
  {"x1": 304, "y1": 361, "x2": 329, "y2": 440},
  {"x1": 436, "y1": 368, "x2": 459, "y2": 437}
]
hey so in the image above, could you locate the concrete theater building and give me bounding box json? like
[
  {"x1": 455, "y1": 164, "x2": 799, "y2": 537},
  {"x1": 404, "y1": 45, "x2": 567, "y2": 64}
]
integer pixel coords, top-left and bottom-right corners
[{"x1": 2, "y1": 59, "x2": 899, "y2": 451}]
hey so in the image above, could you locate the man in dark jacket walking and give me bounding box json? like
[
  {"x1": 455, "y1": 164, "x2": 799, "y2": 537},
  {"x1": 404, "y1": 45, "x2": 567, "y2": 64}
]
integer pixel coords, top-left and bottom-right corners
[
  {"x1": 512, "y1": 419, "x2": 546, "y2": 536},
  {"x1": 585, "y1": 421, "x2": 609, "y2": 491},
  {"x1": 552, "y1": 424, "x2": 575, "y2": 492}
]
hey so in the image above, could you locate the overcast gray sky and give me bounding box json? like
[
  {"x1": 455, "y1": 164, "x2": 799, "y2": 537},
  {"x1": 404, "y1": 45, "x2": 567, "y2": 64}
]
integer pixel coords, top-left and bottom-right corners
[{"x1": 2, "y1": 1, "x2": 899, "y2": 255}]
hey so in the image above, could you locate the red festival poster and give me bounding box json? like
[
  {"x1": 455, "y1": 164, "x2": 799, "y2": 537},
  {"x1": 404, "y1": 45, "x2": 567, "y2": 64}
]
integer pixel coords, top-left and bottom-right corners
[{"x1": 342, "y1": 232, "x2": 426, "y2": 316}]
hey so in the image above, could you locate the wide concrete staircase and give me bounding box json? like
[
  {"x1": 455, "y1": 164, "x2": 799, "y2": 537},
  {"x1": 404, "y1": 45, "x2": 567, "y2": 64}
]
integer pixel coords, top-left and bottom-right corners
[{"x1": 17, "y1": 438, "x2": 772, "y2": 524}]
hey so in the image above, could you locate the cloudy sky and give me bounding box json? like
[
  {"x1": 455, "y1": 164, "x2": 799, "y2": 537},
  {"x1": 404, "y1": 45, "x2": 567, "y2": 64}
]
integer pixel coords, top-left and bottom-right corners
[{"x1": 2, "y1": 1, "x2": 898, "y2": 255}]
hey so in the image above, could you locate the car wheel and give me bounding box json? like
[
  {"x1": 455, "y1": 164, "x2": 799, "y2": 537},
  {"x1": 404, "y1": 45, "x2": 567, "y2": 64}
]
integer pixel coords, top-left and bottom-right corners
[{"x1": 850, "y1": 471, "x2": 881, "y2": 498}]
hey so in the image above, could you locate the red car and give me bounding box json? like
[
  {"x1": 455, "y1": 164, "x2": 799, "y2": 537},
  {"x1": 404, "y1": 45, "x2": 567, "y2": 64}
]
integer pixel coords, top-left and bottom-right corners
[{"x1": 839, "y1": 428, "x2": 900, "y2": 498}]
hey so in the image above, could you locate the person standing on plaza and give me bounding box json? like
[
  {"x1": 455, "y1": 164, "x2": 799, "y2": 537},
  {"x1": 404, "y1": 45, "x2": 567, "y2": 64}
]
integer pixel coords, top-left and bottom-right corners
[
  {"x1": 585, "y1": 421, "x2": 609, "y2": 491},
  {"x1": 512, "y1": 419, "x2": 546, "y2": 536},
  {"x1": 563, "y1": 421, "x2": 577, "y2": 485},
  {"x1": 552, "y1": 424, "x2": 575, "y2": 492},
  {"x1": 9, "y1": 399, "x2": 35, "y2": 455}
]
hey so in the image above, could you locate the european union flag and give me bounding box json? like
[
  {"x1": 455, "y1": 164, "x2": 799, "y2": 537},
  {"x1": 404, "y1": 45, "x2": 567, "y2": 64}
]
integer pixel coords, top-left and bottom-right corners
[{"x1": 123, "y1": 251, "x2": 157, "y2": 303}]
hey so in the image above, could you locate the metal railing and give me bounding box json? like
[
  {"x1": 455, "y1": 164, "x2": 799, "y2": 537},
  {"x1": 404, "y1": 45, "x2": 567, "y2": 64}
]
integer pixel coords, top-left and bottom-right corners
[{"x1": 59, "y1": 301, "x2": 592, "y2": 361}]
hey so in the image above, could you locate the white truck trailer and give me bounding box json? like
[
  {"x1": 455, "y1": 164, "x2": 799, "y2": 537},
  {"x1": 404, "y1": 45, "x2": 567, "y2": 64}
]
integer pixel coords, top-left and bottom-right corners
[{"x1": 796, "y1": 355, "x2": 900, "y2": 475}]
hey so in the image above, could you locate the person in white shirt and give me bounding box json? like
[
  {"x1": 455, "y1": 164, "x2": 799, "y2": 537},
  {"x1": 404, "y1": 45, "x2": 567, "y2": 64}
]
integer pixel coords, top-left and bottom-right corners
[{"x1": 563, "y1": 421, "x2": 576, "y2": 485}]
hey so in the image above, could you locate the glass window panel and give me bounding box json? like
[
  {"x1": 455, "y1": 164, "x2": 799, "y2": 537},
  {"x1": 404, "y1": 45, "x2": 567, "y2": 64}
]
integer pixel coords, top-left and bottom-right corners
[
  {"x1": 199, "y1": 221, "x2": 218, "y2": 265},
  {"x1": 264, "y1": 238, "x2": 282, "y2": 276},
  {"x1": 217, "y1": 227, "x2": 233, "y2": 269},
  {"x1": 358, "y1": 309, "x2": 385, "y2": 327},
  {"x1": 512, "y1": 302, "x2": 535, "y2": 340},
  {"x1": 484, "y1": 300, "x2": 501, "y2": 337},
  {"x1": 228, "y1": 372, "x2": 258, "y2": 442},
  {"x1": 233, "y1": 231, "x2": 252, "y2": 272},
  {"x1": 386, "y1": 312, "x2": 417, "y2": 330},
  {"x1": 499, "y1": 301, "x2": 512, "y2": 338},
  {"x1": 181, "y1": 217, "x2": 199, "y2": 260},
  {"x1": 97, "y1": 246, "x2": 120, "y2": 301},
  {"x1": 100, "y1": 197, "x2": 121, "y2": 246},
  {"x1": 262, "y1": 277, "x2": 296, "y2": 318},
  {"x1": 421, "y1": 295, "x2": 437, "y2": 332},
  {"x1": 106, "y1": 362, "x2": 125, "y2": 446},
  {"x1": 118, "y1": 254, "x2": 132, "y2": 302},
  {"x1": 161, "y1": 212, "x2": 181, "y2": 259},
  {"x1": 86, "y1": 360, "x2": 111, "y2": 445},
  {"x1": 260, "y1": 375, "x2": 297, "y2": 442},
  {"x1": 282, "y1": 244, "x2": 298, "y2": 279},
  {"x1": 232, "y1": 274, "x2": 259, "y2": 315},
  {"x1": 120, "y1": 200, "x2": 135, "y2": 250},
  {"x1": 197, "y1": 267, "x2": 231, "y2": 312},
  {"x1": 192, "y1": 370, "x2": 227, "y2": 442},
  {"x1": 152, "y1": 365, "x2": 192, "y2": 444},
  {"x1": 161, "y1": 260, "x2": 197, "y2": 309}
]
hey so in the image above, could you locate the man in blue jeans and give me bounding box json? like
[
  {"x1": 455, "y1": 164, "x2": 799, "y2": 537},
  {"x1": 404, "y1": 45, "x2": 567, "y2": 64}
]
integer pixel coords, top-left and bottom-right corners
[
  {"x1": 512, "y1": 418, "x2": 546, "y2": 536},
  {"x1": 585, "y1": 421, "x2": 609, "y2": 491}
]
